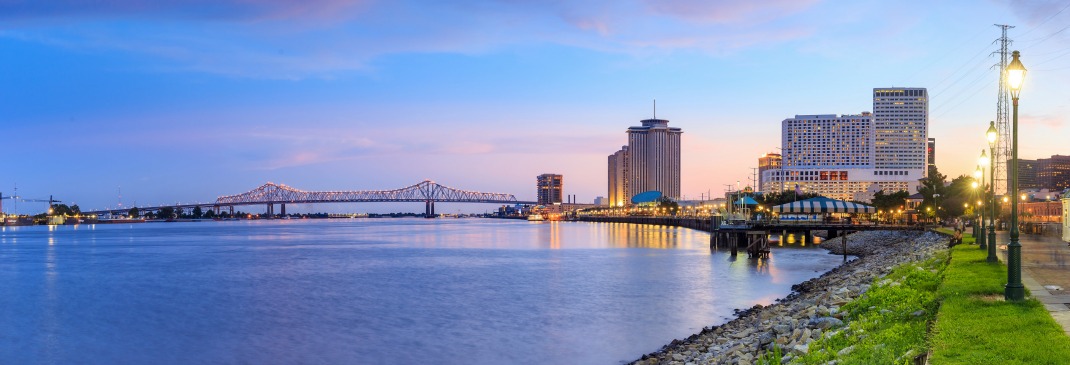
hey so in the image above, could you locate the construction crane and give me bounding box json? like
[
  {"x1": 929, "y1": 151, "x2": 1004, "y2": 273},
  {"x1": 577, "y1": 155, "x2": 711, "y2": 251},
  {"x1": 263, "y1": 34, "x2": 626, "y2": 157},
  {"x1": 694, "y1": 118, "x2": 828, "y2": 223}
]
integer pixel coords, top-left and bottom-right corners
[
  {"x1": 0, "y1": 192, "x2": 15, "y2": 215},
  {"x1": 21, "y1": 195, "x2": 62, "y2": 214},
  {"x1": 1, "y1": 193, "x2": 61, "y2": 215}
]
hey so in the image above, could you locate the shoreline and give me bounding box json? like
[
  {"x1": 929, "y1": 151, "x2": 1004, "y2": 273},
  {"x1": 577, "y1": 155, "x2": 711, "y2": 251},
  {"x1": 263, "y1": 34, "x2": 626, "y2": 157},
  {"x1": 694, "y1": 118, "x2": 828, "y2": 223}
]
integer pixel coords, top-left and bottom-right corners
[{"x1": 632, "y1": 230, "x2": 946, "y2": 364}]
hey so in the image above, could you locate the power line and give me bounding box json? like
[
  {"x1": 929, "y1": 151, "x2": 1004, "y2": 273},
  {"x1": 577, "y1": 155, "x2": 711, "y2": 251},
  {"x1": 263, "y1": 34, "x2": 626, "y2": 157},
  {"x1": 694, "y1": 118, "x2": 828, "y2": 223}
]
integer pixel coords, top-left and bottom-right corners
[
  {"x1": 930, "y1": 44, "x2": 993, "y2": 96},
  {"x1": 1029, "y1": 46, "x2": 1070, "y2": 67},
  {"x1": 1019, "y1": 23, "x2": 1070, "y2": 47},
  {"x1": 1016, "y1": 2, "x2": 1070, "y2": 38},
  {"x1": 931, "y1": 70, "x2": 992, "y2": 115},
  {"x1": 933, "y1": 78, "x2": 996, "y2": 120},
  {"x1": 931, "y1": 53, "x2": 993, "y2": 99},
  {"x1": 901, "y1": 30, "x2": 987, "y2": 84}
]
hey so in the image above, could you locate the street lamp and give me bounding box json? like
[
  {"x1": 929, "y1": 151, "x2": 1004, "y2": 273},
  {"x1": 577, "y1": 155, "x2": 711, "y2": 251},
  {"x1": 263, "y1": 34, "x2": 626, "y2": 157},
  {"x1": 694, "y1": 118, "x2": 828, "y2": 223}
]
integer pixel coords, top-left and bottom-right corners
[
  {"x1": 1005, "y1": 50, "x2": 1026, "y2": 301},
  {"x1": 975, "y1": 162, "x2": 987, "y2": 250},
  {"x1": 986, "y1": 121, "x2": 998, "y2": 262}
]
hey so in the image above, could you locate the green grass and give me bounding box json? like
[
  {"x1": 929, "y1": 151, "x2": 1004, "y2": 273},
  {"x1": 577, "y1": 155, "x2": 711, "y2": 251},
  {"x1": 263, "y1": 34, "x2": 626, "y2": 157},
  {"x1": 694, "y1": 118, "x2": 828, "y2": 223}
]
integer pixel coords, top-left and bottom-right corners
[
  {"x1": 757, "y1": 229, "x2": 1070, "y2": 364},
  {"x1": 760, "y1": 252, "x2": 949, "y2": 364},
  {"x1": 934, "y1": 227, "x2": 975, "y2": 245},
  {"x1": 928, "y1": 244, "x2": 1070, "y2": 364}
]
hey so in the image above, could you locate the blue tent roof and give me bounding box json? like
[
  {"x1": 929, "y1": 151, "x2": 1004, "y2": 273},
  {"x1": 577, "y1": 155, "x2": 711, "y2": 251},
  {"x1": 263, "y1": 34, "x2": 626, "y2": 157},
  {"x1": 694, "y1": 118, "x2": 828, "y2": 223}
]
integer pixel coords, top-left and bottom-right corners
[
  {"x1": 631, "y1": 191, "x2": 662, "y2": 204},
  {"x1": 734, "y1": 196, "x2": 760, "y2": 205}
]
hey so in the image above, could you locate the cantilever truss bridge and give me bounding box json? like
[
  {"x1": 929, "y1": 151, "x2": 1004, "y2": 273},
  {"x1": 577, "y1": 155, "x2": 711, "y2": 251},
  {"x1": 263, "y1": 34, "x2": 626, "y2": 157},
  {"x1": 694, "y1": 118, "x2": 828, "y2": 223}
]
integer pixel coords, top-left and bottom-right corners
[{"x1": 86, "y1": 180, "x2": 534, "y2": 216}]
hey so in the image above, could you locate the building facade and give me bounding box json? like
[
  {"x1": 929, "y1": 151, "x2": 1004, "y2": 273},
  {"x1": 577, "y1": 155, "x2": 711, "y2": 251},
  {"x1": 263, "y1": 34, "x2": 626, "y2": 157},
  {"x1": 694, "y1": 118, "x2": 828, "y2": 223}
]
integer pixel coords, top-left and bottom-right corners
[
  {"x1": 607, "y1": 146, "x2": 629, "y2": 207},
  {"x1": 1039, "y1": 155, "x2": 1070, "y2": 191},
  {"x1": 1017, "y1": 159, "x2": 1040, "y2": 189},
  {"x1": 627, "y1": 119, "x2": 682, "y2": 200},
  {"x1": 536, "y1": 174, "x2": 563, "y2": 205},
  {"x1": 927, "y1": 138, "x2": 936, "y2": 170},
  {"x1": 873, "y1": 88, "x2": 928, "y2": 174},
  {"x1": 761, "y1": 87, "x2": 928, "y2": 201},
  {"x1": 1017, "y1": 155, "x2": 1070, "y2": 191},
  {"x1": 758, "y1": 153, "x2": 782, "y2": 192}
]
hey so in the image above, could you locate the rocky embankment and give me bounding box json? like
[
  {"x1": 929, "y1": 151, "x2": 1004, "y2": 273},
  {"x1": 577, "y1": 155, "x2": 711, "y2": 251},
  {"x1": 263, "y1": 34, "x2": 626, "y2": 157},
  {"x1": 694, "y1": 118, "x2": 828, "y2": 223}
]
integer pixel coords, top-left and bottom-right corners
[{"x1": 633, "y1": 230, "x2": 946, "y2": 365}]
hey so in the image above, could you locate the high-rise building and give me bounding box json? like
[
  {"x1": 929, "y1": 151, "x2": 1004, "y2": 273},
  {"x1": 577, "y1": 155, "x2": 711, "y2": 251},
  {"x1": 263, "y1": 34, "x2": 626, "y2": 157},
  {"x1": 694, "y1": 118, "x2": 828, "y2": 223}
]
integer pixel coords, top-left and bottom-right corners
[
  {"x1": 608, "y1": 146, "x2": 629, "y2": 207},
  {"x1": 1038, "y1": 155, "x2": 1070, "y2": 192},
  {"x1": 1017, "y1": 155, "x2": 1070, "y2": 191},
  {"x1": 1017, "y1": 159, "x2": 1039, "y2": 189},
  {"x1": 536, "y1": 174, "x2": 563, "y2": 205},
  {"x1": 761, "y1": 87, "x2": 929, "y2": 201},
  {"x1": 873, "y1": 88, "x2": 928, "y2": 175},
  {"x1": 758, "y1": 153, "x2": 782, "y2": 192},
  {"x1": 927, "y1": 138, "x2": 936, "y2": 170},
  {"x1": 627, "y1": 118, "x2": 682, "y2": 199}
]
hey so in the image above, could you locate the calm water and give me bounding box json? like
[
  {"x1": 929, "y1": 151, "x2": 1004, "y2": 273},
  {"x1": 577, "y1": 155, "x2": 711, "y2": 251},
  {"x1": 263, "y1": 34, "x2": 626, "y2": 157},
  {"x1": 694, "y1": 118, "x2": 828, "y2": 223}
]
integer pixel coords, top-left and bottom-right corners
[{"x1": 0, "y1": 218, "x2": 842, "y2": 364}]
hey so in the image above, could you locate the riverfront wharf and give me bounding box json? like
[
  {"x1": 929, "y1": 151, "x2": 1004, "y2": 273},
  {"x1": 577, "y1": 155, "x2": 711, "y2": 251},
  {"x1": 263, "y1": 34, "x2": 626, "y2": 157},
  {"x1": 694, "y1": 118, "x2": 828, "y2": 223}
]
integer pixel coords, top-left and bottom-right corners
[{"x1": 578, "y1": 216, "x2": 924, "y2": 257}]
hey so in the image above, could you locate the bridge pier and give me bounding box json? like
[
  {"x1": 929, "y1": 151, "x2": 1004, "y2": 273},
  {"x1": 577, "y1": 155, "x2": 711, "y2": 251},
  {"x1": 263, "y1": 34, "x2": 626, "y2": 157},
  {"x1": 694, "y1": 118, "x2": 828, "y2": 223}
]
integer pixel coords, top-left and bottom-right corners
[
  {"x1": 281, "y1": 203, "x2": 286, "y2": 216},
  {"x1": 266, "y1": 203, "x2": 273, "y2": 216},
  {"x1": 425, "y1": 201, "x2": 436, "y2": 218}
]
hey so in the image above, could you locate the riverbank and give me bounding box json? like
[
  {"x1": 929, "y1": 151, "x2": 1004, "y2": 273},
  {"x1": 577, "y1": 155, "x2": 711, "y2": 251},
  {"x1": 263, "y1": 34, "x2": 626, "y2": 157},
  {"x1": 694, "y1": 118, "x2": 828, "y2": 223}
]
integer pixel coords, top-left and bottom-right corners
[{"x1": 633, "y1": 230, "x2": 946, "y2": 364}]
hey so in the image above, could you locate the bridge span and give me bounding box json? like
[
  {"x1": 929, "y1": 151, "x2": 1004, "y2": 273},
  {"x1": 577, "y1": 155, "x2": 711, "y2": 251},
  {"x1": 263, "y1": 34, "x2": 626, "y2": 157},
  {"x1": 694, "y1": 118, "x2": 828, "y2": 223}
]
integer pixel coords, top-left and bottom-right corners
[{"x1": 85, "y1": 180, "x2": 535, "y2": 216}]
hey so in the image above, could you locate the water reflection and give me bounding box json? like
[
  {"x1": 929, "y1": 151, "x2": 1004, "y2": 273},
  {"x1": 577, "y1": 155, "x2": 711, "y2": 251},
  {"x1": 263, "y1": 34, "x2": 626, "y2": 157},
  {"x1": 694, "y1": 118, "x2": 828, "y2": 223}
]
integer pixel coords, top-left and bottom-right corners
[{"x1": 0, "y1": 218, "x2": 844, "y2": 365}]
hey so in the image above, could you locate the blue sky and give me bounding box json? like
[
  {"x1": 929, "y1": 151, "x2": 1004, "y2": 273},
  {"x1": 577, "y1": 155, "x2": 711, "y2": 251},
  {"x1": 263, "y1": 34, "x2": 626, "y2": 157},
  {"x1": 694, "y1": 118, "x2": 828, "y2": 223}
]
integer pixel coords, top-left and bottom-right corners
[{"x1": 2, "y1": 0, "x2": 1069, "y2": 213}]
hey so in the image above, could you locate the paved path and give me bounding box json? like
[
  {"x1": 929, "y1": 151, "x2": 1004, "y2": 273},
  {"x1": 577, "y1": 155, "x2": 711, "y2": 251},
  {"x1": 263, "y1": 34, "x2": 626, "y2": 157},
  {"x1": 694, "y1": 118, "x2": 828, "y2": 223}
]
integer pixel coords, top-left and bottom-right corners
[{"x1": 990, "y1": 232, "x2": 1070, "y2": 335}]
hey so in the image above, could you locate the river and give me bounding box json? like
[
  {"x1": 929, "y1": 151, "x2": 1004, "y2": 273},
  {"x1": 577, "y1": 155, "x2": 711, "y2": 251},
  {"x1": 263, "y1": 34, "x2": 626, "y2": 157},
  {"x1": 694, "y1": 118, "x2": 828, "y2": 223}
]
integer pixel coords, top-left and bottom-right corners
[{"x1": 0, "y1": 218, "x2": 843, "y2": 364}]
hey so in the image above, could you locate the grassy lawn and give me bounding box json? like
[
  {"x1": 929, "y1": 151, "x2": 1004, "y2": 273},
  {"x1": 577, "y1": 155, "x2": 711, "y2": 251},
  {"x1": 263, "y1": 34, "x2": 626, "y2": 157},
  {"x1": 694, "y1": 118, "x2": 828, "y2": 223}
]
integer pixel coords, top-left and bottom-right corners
[
  {"x1": 934, "y1": 227, "x2": 975, "y2": 245},
  {"x1": 758, "y1": 229, "x2": 1070, "y2": 364},
  {"x1": 928, "y1": 242, "x2": 1070, "y2": 364},
  {"x1": 764, "y1": 252, "x2": 948, "y2": 364}
]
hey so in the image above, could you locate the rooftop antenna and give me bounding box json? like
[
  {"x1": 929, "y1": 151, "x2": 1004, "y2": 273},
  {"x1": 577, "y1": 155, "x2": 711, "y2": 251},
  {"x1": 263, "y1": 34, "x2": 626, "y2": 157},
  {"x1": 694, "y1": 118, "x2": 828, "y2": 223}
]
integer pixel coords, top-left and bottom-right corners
[{"x1": 653, "y1": 99, "x2": 656, "y2": 119}]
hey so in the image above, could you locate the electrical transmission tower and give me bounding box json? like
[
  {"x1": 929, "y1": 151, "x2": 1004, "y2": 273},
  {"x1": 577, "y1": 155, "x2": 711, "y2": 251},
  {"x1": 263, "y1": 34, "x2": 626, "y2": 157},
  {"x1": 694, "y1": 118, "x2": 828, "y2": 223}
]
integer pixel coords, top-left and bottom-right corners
[{"x1": 992, "y1": 24, "x2": 1014, "y2": 195}]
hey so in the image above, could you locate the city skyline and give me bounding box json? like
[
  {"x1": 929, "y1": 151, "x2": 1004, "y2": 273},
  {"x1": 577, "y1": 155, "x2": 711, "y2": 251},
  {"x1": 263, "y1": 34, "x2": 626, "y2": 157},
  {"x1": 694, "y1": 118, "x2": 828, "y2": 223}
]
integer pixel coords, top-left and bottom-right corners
[{"x1": 3, "y1": 1, "x2": 1070, "y2": 212}]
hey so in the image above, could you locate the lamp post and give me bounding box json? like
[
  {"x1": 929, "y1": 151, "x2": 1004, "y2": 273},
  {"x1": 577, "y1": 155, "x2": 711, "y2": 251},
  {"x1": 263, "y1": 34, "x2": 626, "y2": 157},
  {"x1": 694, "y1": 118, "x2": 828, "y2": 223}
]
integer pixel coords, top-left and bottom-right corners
[
  {"x1": 975, "y1": 163, "x2": 987, "y2": 250},
  {"x1": 986, "y1": 121, "x2": 998, "y2": 263},
  {"x1": 1005, "y1": 50, "x2": 1026, "y2": 301}
]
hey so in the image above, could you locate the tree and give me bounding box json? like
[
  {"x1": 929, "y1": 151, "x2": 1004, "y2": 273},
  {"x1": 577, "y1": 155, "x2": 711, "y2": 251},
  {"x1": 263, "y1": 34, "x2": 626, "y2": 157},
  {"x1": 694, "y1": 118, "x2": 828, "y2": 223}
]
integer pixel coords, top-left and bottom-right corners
[
  {"x1": 203, "y1": 209, "x2": 215, "y2": 218},
  {"x1": 871, "y1": 190, "x2": 910, "y2": 212},
  {"x1": 50, "y1": 204, "x2": 73, "y2": 216},
  {"x1": 657, "y1": 197, "x2": 679, "y2": 214},
  {"x1": 70, "y1": 205, "x2": 81, "y2": 215},
  {"x1": 918, "y1": 165, "x2": 948, "y2": 213},
  {"x1": 159, "y1": 207, "x2": 175, "y2": 219},
  {"x1": 937, "y1": 175, "x2": 975, "y2": 219},
  {"x1": 755, "y1": 190, "x2": 822, "y2": 206},
  {"x1": 128, "y1": 207, "x2": 139, "y2": 218},
  {"x1": 193, "y1": 206, "x2": 203, "y2": 219}
]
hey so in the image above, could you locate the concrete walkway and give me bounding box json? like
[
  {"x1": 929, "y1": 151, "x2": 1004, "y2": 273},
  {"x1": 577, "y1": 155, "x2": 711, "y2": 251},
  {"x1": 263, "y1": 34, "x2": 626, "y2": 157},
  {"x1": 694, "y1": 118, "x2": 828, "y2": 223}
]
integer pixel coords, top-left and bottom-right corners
[{"x1": 989, "y1": 231, "x2": 1070, "y2": 336}]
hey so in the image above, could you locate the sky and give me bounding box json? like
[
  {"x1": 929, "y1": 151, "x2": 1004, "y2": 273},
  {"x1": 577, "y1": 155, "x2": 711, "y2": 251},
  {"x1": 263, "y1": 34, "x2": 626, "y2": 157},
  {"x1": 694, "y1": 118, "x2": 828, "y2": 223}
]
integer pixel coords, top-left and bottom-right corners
[{"x1": 2, "y1": 0, "x2": 1069, "y2": 214}]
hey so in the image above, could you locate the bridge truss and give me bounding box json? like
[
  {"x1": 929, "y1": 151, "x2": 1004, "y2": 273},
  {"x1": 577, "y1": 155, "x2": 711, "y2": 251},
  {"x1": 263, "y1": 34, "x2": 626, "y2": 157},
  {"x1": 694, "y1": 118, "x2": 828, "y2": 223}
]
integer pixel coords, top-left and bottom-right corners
[
  {"x1": 84, "y1": 180, "x2": 531, "y2": 216},
  {"x1": 215, "y1": 180, "x2": 522, "y2": 205}
]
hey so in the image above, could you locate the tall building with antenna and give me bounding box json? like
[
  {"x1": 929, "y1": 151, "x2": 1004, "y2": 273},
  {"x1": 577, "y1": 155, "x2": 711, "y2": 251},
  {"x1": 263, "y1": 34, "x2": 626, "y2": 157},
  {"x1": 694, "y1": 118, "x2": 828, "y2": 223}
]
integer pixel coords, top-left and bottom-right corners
[{"x1": 624, "y1": 101, "x2": 682, "y2": 200}]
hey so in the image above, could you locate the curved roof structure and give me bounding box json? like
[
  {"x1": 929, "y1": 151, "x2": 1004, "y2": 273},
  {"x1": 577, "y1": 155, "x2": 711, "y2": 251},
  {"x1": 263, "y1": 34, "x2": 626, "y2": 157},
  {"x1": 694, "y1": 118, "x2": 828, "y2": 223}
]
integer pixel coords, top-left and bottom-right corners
[{"x1": 771, "y1": 197, "x2": 875, "y2": 213}]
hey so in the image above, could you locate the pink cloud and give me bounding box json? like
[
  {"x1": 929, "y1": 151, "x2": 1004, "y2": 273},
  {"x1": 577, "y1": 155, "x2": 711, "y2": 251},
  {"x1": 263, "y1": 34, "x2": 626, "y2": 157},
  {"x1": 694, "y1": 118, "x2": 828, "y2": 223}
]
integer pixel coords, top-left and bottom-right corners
[
  {"x1": 0, "y1": 0, "x2": 371, "y2": 22},
  {"x1": 643, "y1": 0, "x2": 822, "y2": 24},
  {"x1": 1021, "y1": 113, "x2": 1066, "y2": 128},
  {"x1": 0, "y1": 0, "x2": 826, "y2": 77}
]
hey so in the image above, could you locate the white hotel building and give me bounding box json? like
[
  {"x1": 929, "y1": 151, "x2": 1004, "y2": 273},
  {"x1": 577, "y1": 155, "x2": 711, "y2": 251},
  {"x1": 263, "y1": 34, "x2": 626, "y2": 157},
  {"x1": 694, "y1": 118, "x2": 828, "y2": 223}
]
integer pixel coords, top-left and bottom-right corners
[{"x1": 761, "y1": 88, "x2": 928, "y2": 202}]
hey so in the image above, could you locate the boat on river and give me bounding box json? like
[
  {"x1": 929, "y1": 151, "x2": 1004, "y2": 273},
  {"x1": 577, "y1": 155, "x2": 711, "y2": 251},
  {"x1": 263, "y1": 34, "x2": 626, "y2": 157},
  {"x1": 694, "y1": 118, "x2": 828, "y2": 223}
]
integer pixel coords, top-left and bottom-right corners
[{"x1": 527, "y1": 214, "x2": 545, "y2": 222}]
